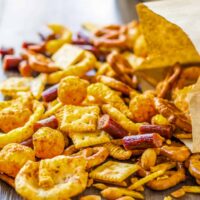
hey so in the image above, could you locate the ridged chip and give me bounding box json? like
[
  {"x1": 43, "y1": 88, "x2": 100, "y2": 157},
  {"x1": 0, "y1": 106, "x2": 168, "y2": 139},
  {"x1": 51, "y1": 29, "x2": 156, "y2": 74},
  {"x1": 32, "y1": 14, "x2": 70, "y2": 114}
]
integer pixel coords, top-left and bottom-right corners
[
  {"x1": 87, "y1": 83, "x2": 132, "y2": 119},
  {"x1": 90, "y1": 161, "x2": 140, "y2": 183},
  {"x1": 104, "y1": 143, "x2": 132, "y2": 160},
  {"x1": 69, "y1": 131, "x2": 110, "y2": 149},
  {"x1": 60, "y1": 105, "x2": 100, "y2": 133}
]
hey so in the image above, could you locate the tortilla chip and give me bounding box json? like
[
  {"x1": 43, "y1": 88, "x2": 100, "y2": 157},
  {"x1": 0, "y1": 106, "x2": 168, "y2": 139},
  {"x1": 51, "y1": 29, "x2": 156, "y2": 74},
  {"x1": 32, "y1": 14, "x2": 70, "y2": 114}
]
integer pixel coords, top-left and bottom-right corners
[{"x1": 136, "y1": 4, "x2": 200, "y2": 70}]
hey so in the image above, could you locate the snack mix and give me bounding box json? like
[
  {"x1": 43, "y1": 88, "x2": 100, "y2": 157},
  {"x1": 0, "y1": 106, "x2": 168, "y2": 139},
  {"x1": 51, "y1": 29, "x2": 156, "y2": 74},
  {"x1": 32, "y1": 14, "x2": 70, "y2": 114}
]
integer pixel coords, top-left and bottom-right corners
[{"x1": 0, "y1": 4, "x2": 200, "y2": 200}]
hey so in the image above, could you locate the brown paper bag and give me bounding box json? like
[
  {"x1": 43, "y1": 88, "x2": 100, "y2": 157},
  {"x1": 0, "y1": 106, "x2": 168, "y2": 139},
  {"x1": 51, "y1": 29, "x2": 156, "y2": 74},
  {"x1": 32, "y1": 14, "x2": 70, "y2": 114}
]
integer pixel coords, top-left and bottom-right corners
[{"x1": 187, "y1": 78, "x2": 200, "y2": 152}]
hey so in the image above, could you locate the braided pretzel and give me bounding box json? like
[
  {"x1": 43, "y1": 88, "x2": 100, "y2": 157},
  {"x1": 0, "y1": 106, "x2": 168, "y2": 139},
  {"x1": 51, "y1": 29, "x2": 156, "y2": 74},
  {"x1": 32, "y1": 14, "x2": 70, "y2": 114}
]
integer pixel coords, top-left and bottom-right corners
[
  {"x1": 93, "y1": 25, "x2": 128, "y2": 48},
  {"x1": 27, "y1": 51, "x2": 59, "y2": 73},
  {"x1": 107, "y1": 52, "x2": 136, "y2": 88},
  {"x1": 156, "y1": 64, "x2": 181, "y2": 98}
]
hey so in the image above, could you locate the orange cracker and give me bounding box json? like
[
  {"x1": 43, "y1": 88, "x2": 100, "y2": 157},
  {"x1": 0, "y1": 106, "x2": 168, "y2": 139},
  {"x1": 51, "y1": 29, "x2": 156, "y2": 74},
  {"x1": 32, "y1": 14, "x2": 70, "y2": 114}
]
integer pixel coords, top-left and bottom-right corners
[
  {"x1": 90, "y1": 161, "x2": 140, "y2": 183},
  {"x1": 69, "y1": 131, "x2": 110, "y2": 149},
  {"x1": 60, "y1": 105, "x2": 100, "y2": 133}
]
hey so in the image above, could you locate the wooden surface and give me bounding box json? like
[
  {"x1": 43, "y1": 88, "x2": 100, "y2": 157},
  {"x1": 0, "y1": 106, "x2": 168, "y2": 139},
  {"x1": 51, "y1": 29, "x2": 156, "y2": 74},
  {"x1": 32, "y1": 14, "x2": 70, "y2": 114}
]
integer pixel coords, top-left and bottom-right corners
[{"x1": 0, "y1": 0, "x2": 199, "y2": 199}]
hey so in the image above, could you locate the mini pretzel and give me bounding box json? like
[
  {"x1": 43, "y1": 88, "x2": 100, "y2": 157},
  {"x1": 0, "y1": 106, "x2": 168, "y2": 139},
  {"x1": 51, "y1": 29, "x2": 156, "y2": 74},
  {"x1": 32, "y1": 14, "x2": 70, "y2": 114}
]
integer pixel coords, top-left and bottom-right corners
[
  {"x1": 154, "y1": 97, "x2": 192, "y2": 132},
  {"x1": 85, "y1": 147, "x2": 109, "y2": 169},
  {"x1": 70, "y1": 146, "x2": 109, "y2": 169},
  {"x1": 93, "y1": 25, "x2": 128, "y2": 48},
  {"x1": 107, "y1": 52, "x2": 136, "y2": 88},
  {"x1": 174, "y1": 66, "x2": 200, "y2": 89},
  {"x1": 146, "y1": 164, "x2": 186, "y2": 190},
  {"x1": 156, "y1": 64, "x2": 181, "y2": 98},
  {"x1": 27, "y1": 51, "x2": 59, "y2": 73}
]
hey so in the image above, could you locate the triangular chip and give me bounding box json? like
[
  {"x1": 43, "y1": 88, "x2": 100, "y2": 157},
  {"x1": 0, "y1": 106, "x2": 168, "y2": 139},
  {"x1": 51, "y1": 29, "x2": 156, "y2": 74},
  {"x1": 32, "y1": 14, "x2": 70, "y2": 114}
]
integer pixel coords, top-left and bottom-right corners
[{"x1": 136, "y1": 4, "x2": 200, "y2": 70}]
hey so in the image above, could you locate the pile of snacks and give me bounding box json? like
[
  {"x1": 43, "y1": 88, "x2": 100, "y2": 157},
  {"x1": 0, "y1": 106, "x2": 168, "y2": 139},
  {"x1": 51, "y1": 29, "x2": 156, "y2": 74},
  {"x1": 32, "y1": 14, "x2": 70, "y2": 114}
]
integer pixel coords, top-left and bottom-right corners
[{"x1": 0, "y1": 4, "x2": 200, "y2": 200}]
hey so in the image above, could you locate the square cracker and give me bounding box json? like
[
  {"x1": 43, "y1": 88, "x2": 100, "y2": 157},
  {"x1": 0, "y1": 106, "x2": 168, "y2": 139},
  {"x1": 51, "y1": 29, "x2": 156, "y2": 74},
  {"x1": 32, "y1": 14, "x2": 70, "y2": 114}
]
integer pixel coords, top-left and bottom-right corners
[
  {"x1": 60, "y1": 105, "x2": 100, "y2": 133},
  {"x1": 90, "y1": 161, "x2": 140, "y2": 183},
  {"x1": 52, "y1": 44, "x2": 84, "y2": 70},
  {"x1": 69, "y1": 131, "x2": 110, "y2": 149}
]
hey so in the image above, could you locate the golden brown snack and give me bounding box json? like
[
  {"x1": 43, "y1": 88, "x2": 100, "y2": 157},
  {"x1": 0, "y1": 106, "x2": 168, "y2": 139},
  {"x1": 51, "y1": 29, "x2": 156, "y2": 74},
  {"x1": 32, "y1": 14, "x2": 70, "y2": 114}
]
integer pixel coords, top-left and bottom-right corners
[
  {"x1": 146, "y1": 165, "x2": 186, "y2": 191},
  {"x1": 0, "y1": 174, "x2": 15, "y2": 188},
  {"x1": 52, "y1": 44, "x2": 84, "y2": 70},
  {"x1": 33, "y1": 127, "x2": 65, "y2": 159},
  {"x1": 0, "y1": 104, "x2": 32, "y2": 133},
  {"x1": 15, "y1": 156, "x2": 88, "y2": 200},
  {"x1": 80, "y1": 195, "x2": 101, "y2": 200},
  {"x1": 172, "y1": 85, "x2": 193, "y2": 113},
  {"x1": 150, "y1": 162, "x2": 176, "y2": 173},
  {"x1": 0, "y1": 77, "x2": 32, "y2": 96},
  {"x1": 154, "y1": 97, "x2": 192, "y2": 132},
  {"x1": 104, "y1": 142, "x2": 132, "y2": 160},
  {"x1": 160, "y1": 145, "x2": 190, "y2": 162},
  {"x1": 59, "y1": 105, "x2": 100, "y2": 133},
  {"x1": 85, "y1": 147, "x2": 109, "y2": 168},
  {"x1": 28, "y1": 51, "x2": 59, "y2": 73},
  {"x1": 102, "y1": 104, "x2": 140, "y2": 134},
  {"x1": 58, "y1": 76, "x2": 89, "y2": 105},
  {"x1": 156, "y1": 64, "x2": 181, "y2": 98},
  {"x1": 30, "y1": 73, "x2": 47, "y2": 100},
  {"x1": 46, "y1": 24, "x2": 72, "y2": 54},
  {"x1": 0, "y1": 95, "x2": 33, "y2": 133},
  {"x1": 47, "y1": 51, "x2": 96, "y2": 84},
  {"x1": 141, "y1": 148, "x2": 157, "y2": 170},
  {"x1": 116, "y1": 196, "x2": 135, "y2": 200},
  {"x1": 0, "y1": 143, "x2": 35, "y2": 177},
  {"x1": 96, "y1": 75, "x2": 132, "y2": 95},
  {"x1": 69, "y1": 146, "x2": 109, "y2": 169},
  {"x1": 151, "y1": 114, "x2": 169, "y2": 126},
  {"x1": 175, "y1": 66, "x2": 200, "y2": 89},
  {"x1": 93, "y1": 25, "x2": 128, "y2": 48},
  {"x1": 101, "y1": 187, "x2": 144, "y2": 200},
  {"x1": 130, "y1": 177, "x2": 144, "y2": 192},
  {"x1": 107, "y1": 52, "x2": 135, "y2": 89},
  {"x1": 69, "y1": 131, "x2": 110, "y2": 149},
  {"x1": 87, "y1": 83, "x2": 132, "y2": 119},
  {"x1": 0, "y1": 100, "x2": 44, "y2": 148},
  {"x1": 134, "y1": 35, "x2": 147, "y2": 57},
  {"x1": 171, "y1": 188, "x2": 186, "y2": 198},
  {"x1": 129, "y1": 94, "x2": 156, "y2": 123},
  {"x1": 189, "y1": 154, "x2": 200, "y2": 180},
  {"x1": 90, "y1": 161, "x2": 139, "y2": 184}
]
